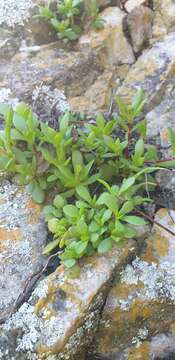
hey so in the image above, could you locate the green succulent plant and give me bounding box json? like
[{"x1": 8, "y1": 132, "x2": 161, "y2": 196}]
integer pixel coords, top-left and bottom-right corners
[{"x1": 0, "y1": 90, "x2": 174, "y2": 271}]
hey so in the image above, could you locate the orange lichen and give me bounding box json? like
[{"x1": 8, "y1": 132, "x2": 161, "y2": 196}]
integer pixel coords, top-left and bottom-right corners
[
  {"x1": 0, "y1": 228, "x2": 23, "y2": 251},
  {"x1": 153, "y1": 233, "x2": 169, "y2": 257},
  {"x1": 128, "y1": 341, "x2": 150, "y2": 360},
  {"x1": 110, "y1": 282, "x2": 139, "y2": 300},
  {"x1": 34, "y1": 283, "x2": 58, "y2": 315},
  {"x1": 170, "y1": 322, "x2": 175, "y2": 335},
  {"x1": 26, "y1": 199, "x2": 42, "y2": 225},
  {"x1": 141, "y1": 243, "x2": 159, "y2": 264},
  {"x1": 130, "y1": 299, "x2": 153, "y2": 321}
]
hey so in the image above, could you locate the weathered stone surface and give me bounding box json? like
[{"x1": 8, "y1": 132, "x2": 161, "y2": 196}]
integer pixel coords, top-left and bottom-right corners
[
  {"x1": 155, "y1": 169, "x2": 175, "y2": 209},
  {"x1": 70, "y1": 69, "x2": 114, "y2": 112},
  {"x1": 145, "y1": 79, "x2": 175, "y2": 145},
  {"x1": 0, "y1": 43, "x2": 101, "y2": 104},
  {"x1": 125, "y1": 0, "x2": 148, "y2": 13},
  {"x1": 94, "y1": 332, "x2": 175, "y2": 360},
  {"x1": 0, "y1": 241, "x2": 138, "y2": 360},
  {"x1": 90, "y1": 209, "x2": 175, "y2": 359},
  {"x1": 79, "y1": 7, "x2": 135, "y2": 69},
  {"x1": 0, "y1": 1, "x2": 56, "y2": 61},
  {"x1": 125, "y1": 5, "x2": 154, "y2": 53},
  {"x1": 154, "y1": 0, "x2": 175, "y2": 32},
  {"x1": 70, "y1": 65, "x2": 130, "y2": 113},
  {"x1": 156, "y1": 169, "x2": 175, "y2": 193},
  {"x1": 152, "y1": 11, "x2": 168, "y2": 41},
  {"x1": 0, "y1": 27, "x2": 22, "y2": 60},
  {"x1": 116, "y1": 31, "x2": 175, "y2": 112},
  {"x1": 0, "y1": 0, "x2": 34, "y2": 27},
  {"x1": 0, "y1": 179, "x2": 47, "y2": 320},
  {"x1": 84, "y1": 0, "x2": 112, "y2": 9}
]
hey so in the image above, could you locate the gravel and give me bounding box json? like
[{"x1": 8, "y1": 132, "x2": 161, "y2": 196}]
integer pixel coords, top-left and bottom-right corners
[{"x1": 0, "y1": 0, "x2": 34, "y2": 27}]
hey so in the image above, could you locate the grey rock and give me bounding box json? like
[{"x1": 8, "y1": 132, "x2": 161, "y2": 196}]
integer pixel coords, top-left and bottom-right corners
[
  {"x1": 146, "y1": 80, "x2": 175, "y2": 147},
  {"x1": 0, "y1": 180, "x2": 47, "y2": 319},
  {"x1": 90, "y1": 209, "x2": 175, "y2": 360},
  {"x1": 0, "y1": 44, "x2": 101, "y2": 104},
  {"x1": 0, "y1": 241, "x2": 137, "y2": 360},
  {"x1": 117, "y1": 31, "x2": 175, "y2": 113},
  {"x1": 125, "y1": 5, "x2": 154, "y2": 53}
]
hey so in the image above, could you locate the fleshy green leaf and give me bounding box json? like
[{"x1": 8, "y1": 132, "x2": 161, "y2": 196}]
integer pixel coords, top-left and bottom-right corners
[
  {"x1": 43, "y1": 238, "x2": 60, "y2": 255},
  {"x1": 76, "y1": 185, "x2": 92, "y2": 204},
  {"x1": 64, "y1": 259, "x2": 76, "y2": 268},
  {"x1": 53, "y1": 194, "x2": 66, "y2": 208},
  {"x1": 134, "y1": 138, "x2": 144, "y2": 157},
  {"x1": 123, "y1": 215, "x2": 147, "y2": 225},
  {"x1": 119, "y1": 200, "x2": 134, "y2": 216},
  {"x1": 48, "y1": 218, "x2": 60, "y2": 233},
  {"x1": 98, "y1": 238, "x2": 112, "y2": 254},
  {"x1": 31, "y1": 181, "x2": 45, "y2": 204},
  {"x1": 96, "y1": 192, "x2": 118, "y2": 215},
  {"x1": 119, "y1": 177, "x2": 135, "y2": 194},
  {"x1": 63, "y1": 204, "x2": 79, "y2": 218}
]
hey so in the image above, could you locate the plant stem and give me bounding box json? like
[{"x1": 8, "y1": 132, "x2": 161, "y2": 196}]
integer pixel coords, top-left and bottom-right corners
[
  {"x1": 145, "y1": 156, "x2": 175, "y2": 165},
  {"x1": 125, "y1": 118, "x2": 133, "y2": 158},
  {"x1": 135, "y1": 208, "x2": 175, "y2": 237}
]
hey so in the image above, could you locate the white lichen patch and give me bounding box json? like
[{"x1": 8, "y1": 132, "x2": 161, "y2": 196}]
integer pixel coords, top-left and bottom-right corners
[
  {"x1": 4, "y1": 302, "x2": 42, "y2": 352},
  {"x1": 120, "y1": 257, "x2": 175, "y2": 308},
  {"x1": 0, "y1": 0, "x2": 34, "y2": 27},
  {"x1": 33, "y1": 280, "x2": 49, "y2": 300},
  {"x1": 0, "y1": 87, "x2": 19, "y2": 108},
  {"x1": 132, "y1": 327, "x2": 149, "y2": 347},
  {"x1": 32, "y1": 84, "x2": 70, "y2": 119}
]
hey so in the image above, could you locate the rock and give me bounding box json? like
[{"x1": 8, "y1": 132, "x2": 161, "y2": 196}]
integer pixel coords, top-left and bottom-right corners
[
  {"x1": 125, "y1": 0, "x2": 149, "y2": 13},
  {"x1": 84, "y1": 0, "x2": 112, "y2": 9},
  {"x1": 152, "y1": 11, "x2": 168, "y2": 41},
  {"x1": 69, "y1": 69, "x2": 114, "y2": 112},
  {"x1": 0, "y1": 27, "x2": 22, "y2": 60},
  {"x1": 116, "y1": 31, "x2": 175, "y2": 112},
  {"x1": 154, "y1": 169, "x2": 175, "y2": 209},
  {"x1": 154, "y1": 0, "x2": 175, "y2": 32},
  {"x1": 125, "y1": 5, "x2": 154, "y2": 53},
  {"x1": 0, "y1": 0, "x2": 34, "y2": 27},
  {"x1": 0, "y1": 240, "x2": 138, "y2": 360},
  {"x1": 0, "y1": 1, "x2": 56, "y2": 61},
  {"x1": 145, "y1": 79, "x2": 175, "y2": 145},
  {"x1": 0, "y1": 43, "x2": 101, "y2": 104},
  {"x1": 156, "y1": 169, "x2": 175, "y2": 193},
  {"x1": 79, "y1": 7, "x2": 135, "y2": 69},
  {"x1": 90, "y1": 208, "x2": 175, "y2": 359},
  {"x1": 70, "y1": 65, "x2": 130, "y2": 113},
  {"x1": 0, "y1": 179, "x2": 47, "y2": 321},
  {"x1": 97, "y1": 333, "x2": 175, "y2": 360}
]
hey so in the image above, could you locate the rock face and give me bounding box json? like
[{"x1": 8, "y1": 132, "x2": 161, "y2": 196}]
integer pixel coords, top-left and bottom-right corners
[
  {"x1": 90, "y1": 209, "x2": 175, "y2": 360},
  {"x1": 2, "y1": 0, "x2": 175, "y2": 359},
  {"x1": 0, "y1": 241, "x2": 137, "y2": 360},
  {"x1": 0, "y1": 179, "x2": 47, "y2": 321},
  {"x1": 154, "y1": 0, "x2": 175, "y2": 31},
  {"x1": 0, "y1": 44, "x2": 101, "y2": 109},
  {"x1": 145, "y1": 79, "x2": 175, "y2": 145},
  {"x1": 116, "y1": 31, "x2": 175, "y2": 112},
  {"x1": 69, "y1": 69, "x2": 114, "y2": 112},
  {"x1": 125, "y1": 0, "x2": 149, "y2": 13},
  {"x1": 79, "y1": 7, "x2": 135, "y2": 68},
  {"x1": 125, "y1": 5, "x2": 154, "y2": 53}
]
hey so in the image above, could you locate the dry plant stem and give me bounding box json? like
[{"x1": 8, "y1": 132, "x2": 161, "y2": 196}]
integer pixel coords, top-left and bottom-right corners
[
  {"x1": 0, "y1": 250, "x2": 62, "y2": 325},
  {"x1": 135, "y1": 208, "x2": 175, "y2": 237},
  {"x1": 145, "y1": 156, "x2": 175, "y2": 164}
]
